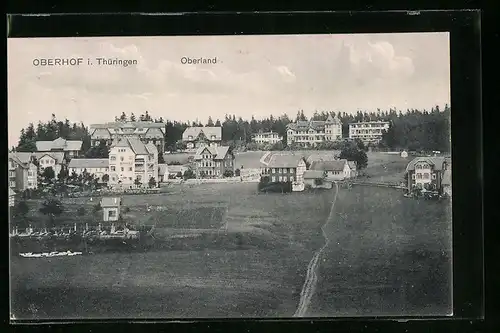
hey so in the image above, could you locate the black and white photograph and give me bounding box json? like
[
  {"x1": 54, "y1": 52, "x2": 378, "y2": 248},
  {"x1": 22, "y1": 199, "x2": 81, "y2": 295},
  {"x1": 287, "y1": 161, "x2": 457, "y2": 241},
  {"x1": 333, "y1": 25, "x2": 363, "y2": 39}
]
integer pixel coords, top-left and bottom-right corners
[{"x1": 8, "y1": 33, "x2": 452, "y2": 320}]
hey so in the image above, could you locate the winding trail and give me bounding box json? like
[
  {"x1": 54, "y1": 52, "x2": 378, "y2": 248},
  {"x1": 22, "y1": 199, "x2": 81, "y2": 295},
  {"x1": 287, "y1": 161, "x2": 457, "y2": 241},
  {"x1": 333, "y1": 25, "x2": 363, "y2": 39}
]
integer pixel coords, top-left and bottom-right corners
[{"x1": 293, "y1": 182, "x2": 339, "y2": 317}]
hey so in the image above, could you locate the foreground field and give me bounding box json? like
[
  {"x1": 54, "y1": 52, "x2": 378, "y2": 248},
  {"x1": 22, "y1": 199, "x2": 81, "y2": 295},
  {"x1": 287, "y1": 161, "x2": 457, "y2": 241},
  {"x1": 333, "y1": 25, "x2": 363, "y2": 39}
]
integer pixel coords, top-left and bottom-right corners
[
  {"x1": 10, "y1": 180, "x2": 452, "y2": 319},
  {"x1": 309, "y1": 186, "x2": 452, "y2": 316}
]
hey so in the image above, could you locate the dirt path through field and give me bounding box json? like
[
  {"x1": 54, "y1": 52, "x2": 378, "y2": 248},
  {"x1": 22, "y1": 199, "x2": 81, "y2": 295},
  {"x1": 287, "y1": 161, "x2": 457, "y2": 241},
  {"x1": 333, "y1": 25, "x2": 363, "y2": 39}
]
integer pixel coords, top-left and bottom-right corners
[{"x1": 293, "y1": 182, "x2": 339, "y2": 317}]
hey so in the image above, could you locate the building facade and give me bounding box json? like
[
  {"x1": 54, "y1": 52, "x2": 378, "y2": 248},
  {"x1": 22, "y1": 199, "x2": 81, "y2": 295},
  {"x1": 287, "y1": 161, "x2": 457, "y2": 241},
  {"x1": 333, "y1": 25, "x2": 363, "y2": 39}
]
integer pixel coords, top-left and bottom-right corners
[
  {"x1": 348, "y1": 121, "x2": 390, "y2": 144},
  {"x1": 303, "y1": 170, "x2": 333, "y2": 189},
  {"x1": 36, "y1": 152, "x2": 65, "y2": 176},
  {"x1": 259, "y1": 152, "x2": 307, "y2": 184},
  {"x1": 100, "y1": 197, "x2": 121, "y2": 222},
  {"x1": 9, "y1": 153, "x2": 38, "y2": 191},
  {"x1": 68, "y1": 158, "x2": 110, "y2": 182},
  {"x1": 310, "y1": 159, "x2": 354, "y2": 181},
  {"x1": 9, "y1": 188, "x2": 16, "y2": 207},
  {"x1": 36, "y1": 137, "x2": 83, "y2": 159},
  {"x1": 252, "y1": 132, "x2": 283, "y2": 145},
  {"x1": 182, "y1": 127, "x2": 222, "y2": 149},
  {"x1": 193, "y1": 146, "x2": 234, "y2": 178},
  {"x1": 107, "y1": 138, "x2": 159, "y2": 189},
  {"x1": 89, "y1": 121, "x2": 166, "y2": 153},
  {"x1": 405, "y1": 157, "x2": 450, "y2": 193},
  {"x1": 286, "y1": 114, "x2": 342, "y2": 147}
]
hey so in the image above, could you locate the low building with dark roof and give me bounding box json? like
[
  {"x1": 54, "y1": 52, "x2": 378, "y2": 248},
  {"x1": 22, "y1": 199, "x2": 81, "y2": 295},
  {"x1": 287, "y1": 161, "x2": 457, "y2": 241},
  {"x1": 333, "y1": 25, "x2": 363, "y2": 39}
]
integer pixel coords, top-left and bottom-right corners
[
  {"x1": 68, "y1": 158, "x2": 109, "y2": 182},
  {"x1": 310, "y1": 159, "x2": 355, "y2": 181}
]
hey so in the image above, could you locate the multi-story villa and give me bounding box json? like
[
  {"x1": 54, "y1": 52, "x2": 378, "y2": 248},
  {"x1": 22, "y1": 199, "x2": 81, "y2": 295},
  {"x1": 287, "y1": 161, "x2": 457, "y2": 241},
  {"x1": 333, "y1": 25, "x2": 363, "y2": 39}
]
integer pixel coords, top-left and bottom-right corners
[
  {"x1": 89, "y1": 121, "x2": 166, "y2": 153},
  {"x1": 68, "y1": 158, "x2": 110, "y2": 182},
  {"x1": 286, "y1": 114, "x2": 342, "y2": 147},
  {"x1": 405, "y1": 157, "x2": 451, "y2": 193},
  {"x1": 259, "y1": 152, "x2": 307, "y2": 185},
  {"x1": 348, "y1": 121, "x2": 390, "y2": 144},
  {"x1": 193, "y1": 146, "x2": 234, "y2": 178},
  {"x1": 252, "y1": 131, "x2": 283, "y2": 145},
  {"x1": 182, "y1": 127, "x2": 222, "y2": 149},
  {"x1": 107, "y1": 138, "x2": 159, "y2": 189},
  {"x1": 8, "y1": 153, "x2": 38, "y2": 191},
  {"x1": 36, "y1": 137, "x2": 83, "y2": 159}
]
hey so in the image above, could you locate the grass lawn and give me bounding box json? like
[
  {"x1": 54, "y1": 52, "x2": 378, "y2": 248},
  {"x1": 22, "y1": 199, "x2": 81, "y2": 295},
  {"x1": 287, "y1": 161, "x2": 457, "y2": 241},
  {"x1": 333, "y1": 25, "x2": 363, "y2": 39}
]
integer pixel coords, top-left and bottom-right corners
[
  {"x1": 309, "y1": 185, "x2": 452, "y2": 317},
  {"x1": 10, "y1": 183, "x2": 335, "y2": 319}
]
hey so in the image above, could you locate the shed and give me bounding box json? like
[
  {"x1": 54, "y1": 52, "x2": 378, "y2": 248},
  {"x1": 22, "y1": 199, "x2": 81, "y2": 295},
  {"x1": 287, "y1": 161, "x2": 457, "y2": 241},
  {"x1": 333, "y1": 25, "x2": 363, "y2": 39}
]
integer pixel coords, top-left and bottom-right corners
[{"x1": 100, "y1": 197, "x2": 121, "y2": 222}]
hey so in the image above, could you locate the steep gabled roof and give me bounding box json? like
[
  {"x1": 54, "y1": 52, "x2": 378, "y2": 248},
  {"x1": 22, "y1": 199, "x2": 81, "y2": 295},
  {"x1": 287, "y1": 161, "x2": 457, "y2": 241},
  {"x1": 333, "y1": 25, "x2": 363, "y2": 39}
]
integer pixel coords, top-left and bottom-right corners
[
  {"x1": 194, "y1": 146, "x2": 231, "y2": 160},
  {"x1": 33, "y1": 152, "x2": 65, "y2": 164},
  {"x1": 183, "y1": 127, "x2": 222, "y2": 141},
  {"x1": 405, "y1": 157, "x2": 447, "y2": 172},
  {"x1": 310, "y1": 159, "x2": 348, "y2": 172},
  {"x1": 260, "y1": 152, "x2": 305, "y2": 168}
]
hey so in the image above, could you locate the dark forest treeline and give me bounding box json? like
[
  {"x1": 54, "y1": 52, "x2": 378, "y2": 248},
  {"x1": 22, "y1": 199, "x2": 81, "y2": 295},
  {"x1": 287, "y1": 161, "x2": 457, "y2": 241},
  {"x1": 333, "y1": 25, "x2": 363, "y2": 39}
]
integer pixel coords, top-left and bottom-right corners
[{"x1": 13, "y1": 105, "x2": 451, "y2": 154}]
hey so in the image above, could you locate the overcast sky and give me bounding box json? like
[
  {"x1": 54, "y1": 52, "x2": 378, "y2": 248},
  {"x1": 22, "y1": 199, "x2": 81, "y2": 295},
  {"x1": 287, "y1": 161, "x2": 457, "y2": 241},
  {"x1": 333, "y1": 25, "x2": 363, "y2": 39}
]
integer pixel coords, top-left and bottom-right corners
[{"x1": 7, "y1": 33, "x2": 450, "y2": 146}]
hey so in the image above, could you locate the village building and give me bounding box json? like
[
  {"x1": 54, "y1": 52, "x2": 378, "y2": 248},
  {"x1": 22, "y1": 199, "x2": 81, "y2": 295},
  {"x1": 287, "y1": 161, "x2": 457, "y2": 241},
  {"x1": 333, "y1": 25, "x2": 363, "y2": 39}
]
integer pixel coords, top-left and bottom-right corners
[
  {"x1": 107, "y1": 138, "x2": 159, "y2": 189},
  {"x1": 442, "y1": 169, "x2": 452, "y2": 196},
  {"x1": 36, "y1": 137, "x2": 83, "y2": 159},
  {"x1": 405, "y1": 157, "x2": 450, "y2": 193},
  {"x1": 310, "y1": 159, "x2": 355, "y2": 181},
  {"x1": 8, "y1": 153, "x2": 38, "y2": 191},
  {"x1": 286, "y1": 114, "x2": 342, "y2": 147},
  {"x1": 68, "y1": 158, "x2": 110, "y2": 182},
  {"x1": 100, "y1": 197, "x2": 121, "y2": 222},
  {"x1": 182, "y1": 127, "x2": 222, "y2": 149},
  {"x1": 259, "y1": 152, "x2": 307, "y2": 185},
  {"x1": 193, "y1": 146, "x2": 234, "y2": 178},
  {"x1": 167, "y1": 165, "x2": 189, "y2": 179},
  {"x1": 35, "y1": 152, "x2": 65, "y2": 176},
  {"x1": 252, "y1": 131, "x2": 283, "y2": 145},
  {"x1": 89, "y1": 121, "x2": 166, "y2": 153},
  {"x1": 9, "y1": 188, "x2": 16, "y2": 207},
  {"x1": 348, "y1": 121, "x2": 390, "y2": 144},
  {"x1": 303, "y1": 170, "x2": 333, "y2": 189}
]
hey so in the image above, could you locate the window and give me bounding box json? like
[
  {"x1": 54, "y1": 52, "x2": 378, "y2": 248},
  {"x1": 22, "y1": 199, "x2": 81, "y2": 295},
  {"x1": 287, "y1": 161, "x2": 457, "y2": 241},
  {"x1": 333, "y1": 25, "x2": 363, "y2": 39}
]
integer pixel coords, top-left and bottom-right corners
[
  {"x1": 416, "y1": 173, "x2": 422, "y2": 179},
  {"x1": 432, "y1": 174, "x2": 436, "y2": 180},
  {"x1": 128, "y1": 177, "x2": 132, "y2": 181},
  {"x1": 120, "y1": 157, "x2": 124, "y2": 161},
  {"x1": 121, "y1": 167, "x2": 124, "y2": 171},
  {"x1": 110, "y1": 156, "x2": 116, "y2": 161},
  {"x1": 111, "y1": 166, "x2": 116, "y2": 171},
  {"x1": 129, "y1": 167, "x2": 133, "y2": 171},
  {"x1": 423, "y1": 173, "x2": 430, "y2": 179},
  {"x1": 28, "y1": 181, "x2": 33, "y2": 187},
  {"x1": 108, "y1": 210, "x2": 116, "y2": 218},
  {"x1": 112, "y1": 177, "x2": 116, "y2": 181},
  {"x1": 272, "y1": 176, "x2": 276, "y2": 182},
  {"x1": 290, "y1": 176, "x2": 294, "y2": 182}
]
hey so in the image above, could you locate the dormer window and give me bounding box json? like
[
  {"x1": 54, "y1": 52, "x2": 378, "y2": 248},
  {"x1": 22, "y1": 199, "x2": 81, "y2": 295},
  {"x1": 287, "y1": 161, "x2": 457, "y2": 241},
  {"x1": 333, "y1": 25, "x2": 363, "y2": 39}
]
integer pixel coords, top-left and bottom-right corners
[{"x1": 188, "y1": 135, "x2": 193, "y2": 140}]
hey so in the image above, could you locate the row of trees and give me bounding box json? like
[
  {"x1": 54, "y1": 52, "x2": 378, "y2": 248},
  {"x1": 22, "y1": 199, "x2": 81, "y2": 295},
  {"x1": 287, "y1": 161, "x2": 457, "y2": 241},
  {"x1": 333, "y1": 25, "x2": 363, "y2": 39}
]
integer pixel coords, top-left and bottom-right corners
[{"x1": 13, "y1": 105, "x2": 451, "y2": 157}]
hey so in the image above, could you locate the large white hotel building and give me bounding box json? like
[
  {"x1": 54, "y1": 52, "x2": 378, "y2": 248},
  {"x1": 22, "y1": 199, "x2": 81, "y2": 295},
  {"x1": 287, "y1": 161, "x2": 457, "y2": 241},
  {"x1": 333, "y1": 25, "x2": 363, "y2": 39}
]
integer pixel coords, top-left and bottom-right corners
[
  {"x1": 348, "y1": 121, "x2": 390, "y2": 144},
  {"x1": 286, "y1": 114, "x2": 342, "y2": 147}
]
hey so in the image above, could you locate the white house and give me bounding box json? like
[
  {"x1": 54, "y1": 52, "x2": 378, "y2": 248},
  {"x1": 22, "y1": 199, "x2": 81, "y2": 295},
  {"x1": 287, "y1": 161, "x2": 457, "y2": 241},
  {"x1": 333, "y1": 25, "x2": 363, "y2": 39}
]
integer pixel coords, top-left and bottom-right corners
[
  {"x1": 68, "y1": 158, "x2": 110, "y2": 181},
  {"x1": 9, "y1": 153, "x2": 38, "y2": 191},
  {"x1": 107, "y1": 138, "x2": 159, "y2": 189},
  {"x1": 286, "y1": 114, "x2": 342, "y2": 147},
  {"x1": 252, "y1": 131, "x2": 283, "y2": 145},
  {"x1": 35, "y1": 152, "x2": 65, "y2": 176},
  {"x1": 310, "y1": 159, "x2": 354, "y2": 181},
  {"x1": 348, "y1": 121, "x2": 390, "y2": 144},
  {"x1": 36, "y1": 137, "x2": 83, "y2": 159},
  {"x1": 100, "y1": 197, "x2": 121, "y2": 222},
  {"x1": 182, "y1": 127, "x2": 222, "y2": 149}
]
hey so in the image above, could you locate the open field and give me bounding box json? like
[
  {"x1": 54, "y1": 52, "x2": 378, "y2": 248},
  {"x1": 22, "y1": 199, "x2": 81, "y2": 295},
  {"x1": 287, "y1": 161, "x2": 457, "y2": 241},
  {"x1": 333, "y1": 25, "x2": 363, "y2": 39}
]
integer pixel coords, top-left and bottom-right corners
[
  {"x1": 10, "y1": 161, "x2": 452, "y2": 319},
  {"x1": 309, "y1": 186, "x2": 452, "y2": 316}
]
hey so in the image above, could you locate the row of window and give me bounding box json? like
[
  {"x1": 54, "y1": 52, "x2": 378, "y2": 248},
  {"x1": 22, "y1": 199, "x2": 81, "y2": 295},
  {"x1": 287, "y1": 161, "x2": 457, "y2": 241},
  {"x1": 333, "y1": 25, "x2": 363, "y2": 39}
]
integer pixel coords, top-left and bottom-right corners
[
  {"x1": 40, "y1": 159, "x2": 55, "y2": 165},
  {"x1": 351, "y1": 129, "x2": 383, "y2": 134},
  {"x1": 350, "y1": 123, "x2": 389, "y2": 128},
  {"x1": 271, "y1": 176, "x2": 293, "y2": 182},
  {"x1": 414, "y1": 163, "x2": 431, "y2": 169},
  {"x1": 200, "y1": 170, "x2": 220, "y2": 176},
  {"x1": 412, "y1": 173, "x2": 436, "y2": 180},
  {"x1": 264, "y1": 168, "x2": 295, "y2": 174}
]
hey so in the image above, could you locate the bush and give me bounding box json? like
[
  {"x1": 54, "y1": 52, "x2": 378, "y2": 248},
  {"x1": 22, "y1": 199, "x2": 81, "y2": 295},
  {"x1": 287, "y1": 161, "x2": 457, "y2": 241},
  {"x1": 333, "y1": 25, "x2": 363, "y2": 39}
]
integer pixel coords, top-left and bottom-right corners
[
  {"x1": 223, "y1": 169, "x2": 234, "y2": 177},
  {"x1": 235, "y1": 168, "x2": 241, "y2": 177}
]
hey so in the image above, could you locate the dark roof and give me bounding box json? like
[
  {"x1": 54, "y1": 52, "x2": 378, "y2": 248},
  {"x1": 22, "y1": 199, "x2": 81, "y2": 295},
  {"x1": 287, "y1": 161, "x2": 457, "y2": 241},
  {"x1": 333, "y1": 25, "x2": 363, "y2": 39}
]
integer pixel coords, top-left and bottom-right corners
[
  {"x1": 310, "y1": 159, "x2": 348, "y2": 172},
  {"x1": 90, "y1": 121, "x2": 165, "y2": 129},
  {"x1": 36, "y1": 137, "x2": 82, "y2": 151},
  {"x1": 260, "y1": 152, "x2": 305, "y2": 168},
  {"x1": 194, "y1": 146, "x2": 231, "y2": 160},
  {"x1": 405, "y1": 157, "x2": 448, "y2": 172},
  {"x1": 68, "y1": 159, "x2": 109, "y2": 169},
  {"x1": 303, "y1": 170, "x2": 326, "y2": 179}
]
